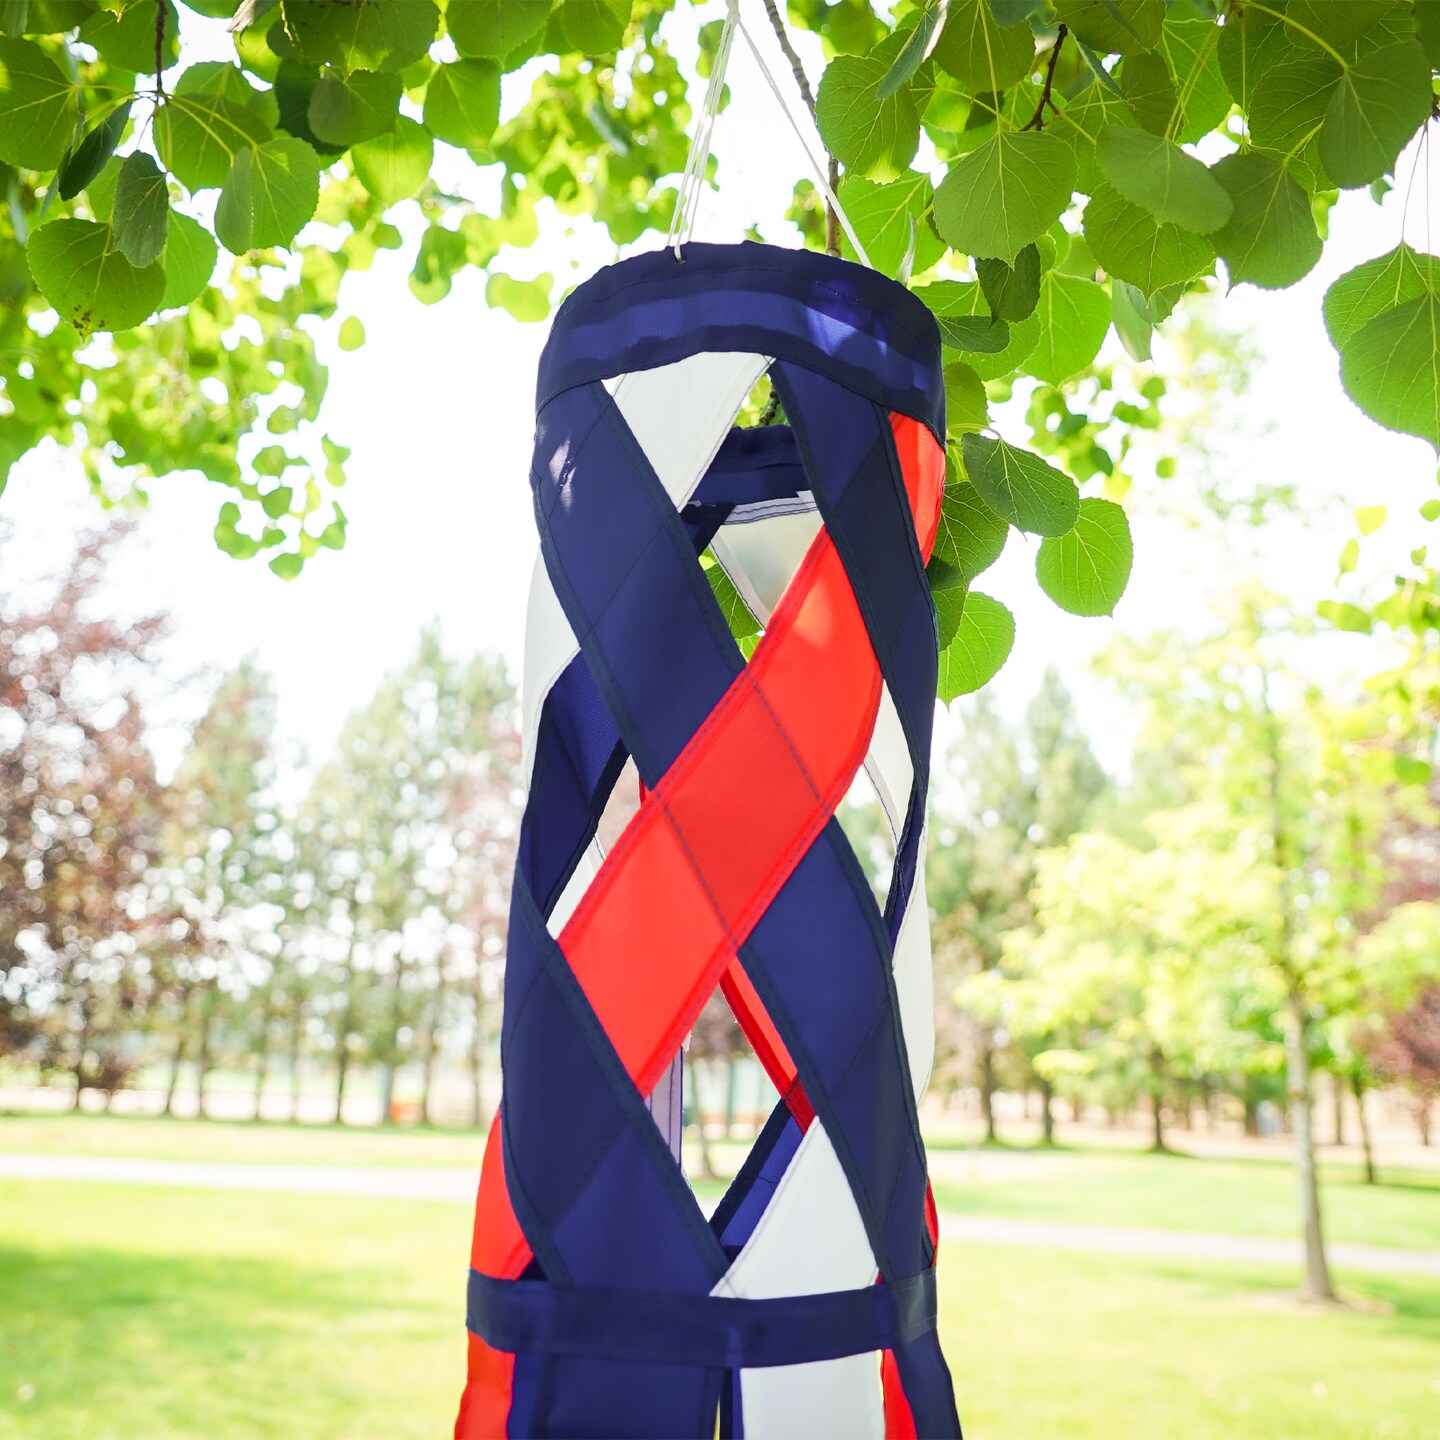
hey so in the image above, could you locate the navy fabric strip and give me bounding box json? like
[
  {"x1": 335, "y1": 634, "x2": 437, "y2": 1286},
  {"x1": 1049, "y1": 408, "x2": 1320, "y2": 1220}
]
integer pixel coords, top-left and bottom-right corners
[
  {"x1": 538, "y1": 242, "x2": 944, "y2": 443},
  {"x1": 533, "y1": 381, "x2": 744, "y2": 785},
  {"x1": 501, "y1": 875, "x2": 727, "y2": 1291},
  {"x1": 468, "y1": 1267, "x2": 938, "y2": 1369}
]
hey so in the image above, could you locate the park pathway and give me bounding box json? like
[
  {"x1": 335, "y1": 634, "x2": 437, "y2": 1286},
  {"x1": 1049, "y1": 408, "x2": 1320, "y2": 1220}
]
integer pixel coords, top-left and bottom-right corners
[{"x1": 4, "y1": 1151, "x2": 1439, "y2": 1279}]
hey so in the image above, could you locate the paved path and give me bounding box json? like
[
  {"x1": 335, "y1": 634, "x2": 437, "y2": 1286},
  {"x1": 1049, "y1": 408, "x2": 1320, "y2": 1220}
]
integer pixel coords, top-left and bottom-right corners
[{"x1": 4, "y1": 1152, "x2": 1438, "y2": 1279}]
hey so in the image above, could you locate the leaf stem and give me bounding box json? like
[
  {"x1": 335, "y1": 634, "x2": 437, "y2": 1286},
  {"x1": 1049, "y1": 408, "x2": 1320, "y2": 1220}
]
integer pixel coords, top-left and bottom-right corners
[
  {"x1": 760, "y1": 0, "x2": 841, "y2": 256},
  {"x1": 1025, "y1": 23, "x2": 1068, "y2": 131}
]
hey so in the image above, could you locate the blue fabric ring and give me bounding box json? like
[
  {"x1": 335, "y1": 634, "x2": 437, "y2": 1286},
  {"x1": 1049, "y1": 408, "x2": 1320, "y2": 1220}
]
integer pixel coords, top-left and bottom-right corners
[{"x1": 467, "y1": 1266, "x2": 938, "y2": 1370}]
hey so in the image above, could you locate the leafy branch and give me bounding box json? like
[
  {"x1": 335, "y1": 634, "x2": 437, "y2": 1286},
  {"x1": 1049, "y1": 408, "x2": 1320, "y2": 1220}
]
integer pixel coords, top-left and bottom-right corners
[
  {"x1": 1025, "y1": 23, "x2": 1068, "y2": 131},
  {"x1": 760, "y1": 0, "x2": 841, "y2": 256}
]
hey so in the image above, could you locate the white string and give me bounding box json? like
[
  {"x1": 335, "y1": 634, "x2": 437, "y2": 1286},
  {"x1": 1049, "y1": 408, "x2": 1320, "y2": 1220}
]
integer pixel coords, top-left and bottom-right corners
[
  {"x1": 730, "y1": 12, "x2": 872, "y2": 268},
  {"x1": 666, "y1": 0, "x2": 872, "y2": 269},
  {"x1": 667, "y1": 0, "x2": 740, "y2": 259}
]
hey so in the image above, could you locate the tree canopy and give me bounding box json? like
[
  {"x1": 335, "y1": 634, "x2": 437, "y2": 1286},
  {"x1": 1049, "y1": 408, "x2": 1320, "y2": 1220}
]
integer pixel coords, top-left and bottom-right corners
[{"x1": 1, "y1": 0, "x2": 1438, "y2": 699}]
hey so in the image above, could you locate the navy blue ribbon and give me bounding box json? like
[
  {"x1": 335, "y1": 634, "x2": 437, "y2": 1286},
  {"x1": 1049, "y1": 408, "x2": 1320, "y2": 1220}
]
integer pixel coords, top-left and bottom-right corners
[{"x1": 468, "y1": 1266, "x2": 938, "y2": 1370}]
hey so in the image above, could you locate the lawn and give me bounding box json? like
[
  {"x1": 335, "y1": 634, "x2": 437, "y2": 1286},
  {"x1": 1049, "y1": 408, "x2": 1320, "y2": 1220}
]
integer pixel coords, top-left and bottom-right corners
[
  {"x1": 2, "y1": 1178, "x2": 1438, "y2": 1440},
  {"x1": 929, "y1": 1145, "x2": 1440, "y2": 1251},
  {"x1": 0, "y1": 1112, "x2": 487, "y2": 1168}
]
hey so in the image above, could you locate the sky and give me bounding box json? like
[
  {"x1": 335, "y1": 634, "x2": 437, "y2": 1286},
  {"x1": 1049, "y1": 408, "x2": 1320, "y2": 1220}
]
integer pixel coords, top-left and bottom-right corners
[{"x1": 2, "y1": 1, "x2": 1437, "y2": 787}]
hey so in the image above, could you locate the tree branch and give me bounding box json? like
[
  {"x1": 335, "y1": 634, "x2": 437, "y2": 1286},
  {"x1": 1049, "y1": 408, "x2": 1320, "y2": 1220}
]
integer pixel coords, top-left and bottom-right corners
[
  {"x1": 759, "y1": 0, "x2": 841, "y2": 257},
  {"x1": 154, "y1": 0, "x2": 167, "y2": 100},
  {"x1": 1025, "y1": 24, "x2": 1067, "y2": 132}
]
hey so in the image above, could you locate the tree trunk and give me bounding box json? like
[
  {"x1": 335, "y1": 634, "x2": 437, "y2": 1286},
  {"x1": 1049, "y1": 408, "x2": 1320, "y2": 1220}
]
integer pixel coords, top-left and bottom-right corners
[
  {"x1": 1284, "y1": 987, "x2": 1335, "y2": 1301},
  {"x1": 333, "y1": 980, "x2": 357, "y2": 1126},
  {"x1": 470, "y1": 975, "x2": 487, "y2": 1129},
  {"x1": 420, "y1": 1000, "x2": 442, "y2": 1128},
  {"x1": 286, "y1": 1013, "x2": 304, "y2": 1122},
  {"x1": 1418, "y1": 1096, "x2": 1433, "y2": 1147},
  {"x1": 724, "y1": 1056, "x2": 738, "y2": 1139},
  {"x1": 1351, "y1": 1070, "x2": 1376, "y2": 1185},
  {"x1": 979, "y1": 1043, "x2": 998, "y2": 1143},
  {"x1": 1039, "y1": 1076, "x2": 1055, "y2": 1145},
  {"x1": 1243, "y1": 1096, "x2": 1259, "y2": 1137},
  {"x1": 1148, "y1": 1046, "x2": 1168, "y2": 1153},
  {"x1": 162, "y1": 990, "x2": 190, "y2": 1117},
  {"x1": 252, "y1": 1001, "x2": 275, "y2": 1122},
  {"x1": 194, "y1": 991, "x2": 213, "y2": 1120},
  {"x1": 1331, "y1": 1073, "x2": 1346, "y2": 1148}
]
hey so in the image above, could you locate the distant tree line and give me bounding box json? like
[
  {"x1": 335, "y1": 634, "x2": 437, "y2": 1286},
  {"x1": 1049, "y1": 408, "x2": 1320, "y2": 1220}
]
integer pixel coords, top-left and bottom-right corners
[
  {"x1": 1, "y1": 522, "x2": 520, "y2": 1125},
  {"x1": 3, "y1": 526, "x2": 1438, "y2": 1303}
]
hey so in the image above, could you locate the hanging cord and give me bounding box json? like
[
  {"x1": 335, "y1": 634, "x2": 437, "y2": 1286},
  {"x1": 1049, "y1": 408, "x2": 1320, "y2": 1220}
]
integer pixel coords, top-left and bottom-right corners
[
  {"x1": 667, "y1": 0, "x2": 872, "y2": 268},
  {"x1": 667, "y1": 0, "x2": 740, "y2": 259}
]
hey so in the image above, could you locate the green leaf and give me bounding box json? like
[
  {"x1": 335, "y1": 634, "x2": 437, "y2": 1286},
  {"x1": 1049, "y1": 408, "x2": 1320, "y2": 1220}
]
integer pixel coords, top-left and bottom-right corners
[
  {"x1": 157, "y1": 209, "x2": 217, "y2": 309},
  {"x1": 423, "y1": 58, "x2": 500, "y2": 150},
  {"x1": 1110, "y1": 278, "x2": 1152, "y2": 360},
  {"x1": 1355, "y1": 503, "x2": 1387, "y2": 535},
  {"x1": 1096, "y1": 126, "x2": 1233, "y2": 234},
  {"x1": 1210, "y1": 151, "x2": 1321, "y2": 290},
  {"x1": 0, "y1": 35, "x2": 73, "y2": 169},
  {"x1": 338, "y1": 314, "x2": 365, "y2": 350},
  {"x1": 943, "y1": 359, "x2": 989, "y2": 435},
  {"x1": 1051, "y1": 79, "x2": 1137, "y2": 193},
  {"x1": 1054, "y1": 0, "x2": 1162, "y2": 54},
  {"x1": 1338, "y1": 290, "x2": 1440, "y2": 449},
  {"x1": 308, "y1": 67, "x2": 400, "y2": 146},
  {"x1": 156, "y1": 92, "x2": 272, "y2": 190},
  {"x1": 1247, "y1": 52, "x2": 1340, "y2": 157},
  {"x1": 937, "y1": 591, "x2": 1015, "y2": 701},
  {"x1": 1324, "y1": 244, "x2": 1440, "y2": 348},
  {"x1": 1287, "y1": 0, "x2": 1398, "y2": 49},
  {"x1": 1119, "y1": 50, "x2": 1177, "y2": 135},
  {"x1": 938, "y1": 314, "x2": 1011, "y2": 352},
  {"x1": 57, "y1": 100, "x2": 128, "y2": 199},
  {"x1": 929, "y1": 560, "x2": 969, "y2": 648},
  {"x1": 1317, "y1": 599, "x2": 1374, "y2": 633},
  {"x1": 879, "y1": 3, "x2": 946, "y2": 99},
  {"x1": 703, "y1": 553, "x2": 761, "y2": 644},
  {"x1": 446, "y1": 0, "x2": 548, "y2": 59},
  {"x1": 835, "y1": 172, "x2": 942, "y2": 279},
  {"x1": 282, "y1": 0, "x2": 438, "y2": 72},
  {"x1": 1084, "y1": 182, "x2": 1214, "y2": 294},
  {"x1": 932, "y1": 473, "x2": 1008, "y2": 580},
  {"x1": 1418, "y1": 0, "x2": 1440, "y2": 66},
  {"x1": 1035, "y1": 496, "x2": 1132, "y2": 615},
  {"x1": 26, "y1": 217, "x2": 164, "y2": 333},
  {"x1": 932, "y1": 0, "x2": 1036, "y2": 90},
  {"x1": 1028, "y1": 272, "x2": 1111, "y2": 384},
  {"x1": 1216, "y1": 6, "x2": 1296, "y2": 114},
  {"x1": 976, "y1": 243, "x2": 1041, "y2": 320},
  {"x1": 816, "y1": 53, "x2": 920, "y2": 183},
  {"x1": 351, "y1": 115, "x2": 432, "y2": 205},
  {"x1": 214, "y1": 136, "x2": 320, "y2": 252},
  {"x1": 920, "y1": 278, "x2": 1041, "y2": 378},
  {"x1": 485, "y1": 270, "x2": 552, "y2": 322},
  {"x1": 77, "y1": 0, "x2": 177, "y2": 72},
  {"x1": 933, "y1": 130, "x2": 1076, "y2": 262},
  {"x1": 961, "y1": 433, "x2": 1079, "y2": 535},
  {"x1": 1319, "y1": 40, "x2": 1432, "y2": 190},
  {"x1": 1155, "y1": 19, "x2": 1230, "y2": 145},
  {"x1": 553, "y1": 0, "x2": 630, "y2": 52},
  {"x1": 111, "y1": 151, "x2": 169, "y2": 267}
]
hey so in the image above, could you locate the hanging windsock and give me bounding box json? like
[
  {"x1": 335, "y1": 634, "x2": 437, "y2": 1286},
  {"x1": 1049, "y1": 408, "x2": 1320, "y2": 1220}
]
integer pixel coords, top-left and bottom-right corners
[{"x1": 453, "y1": 238, "x2": 960, "y2": 1439}]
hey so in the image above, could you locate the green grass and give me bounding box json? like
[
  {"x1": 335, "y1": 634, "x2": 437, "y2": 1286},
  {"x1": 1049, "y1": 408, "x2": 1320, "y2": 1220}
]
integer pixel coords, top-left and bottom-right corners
[
  {"x1": 930, "y1": 1145, "x2": 1440, "y2": 1251},
  {"x1": 0, "y1": 1112, "x2": 487, "y2": 1168},
  {"x1": 1, "y1": 1179, "x2": 1437, "y2": 1440}
]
